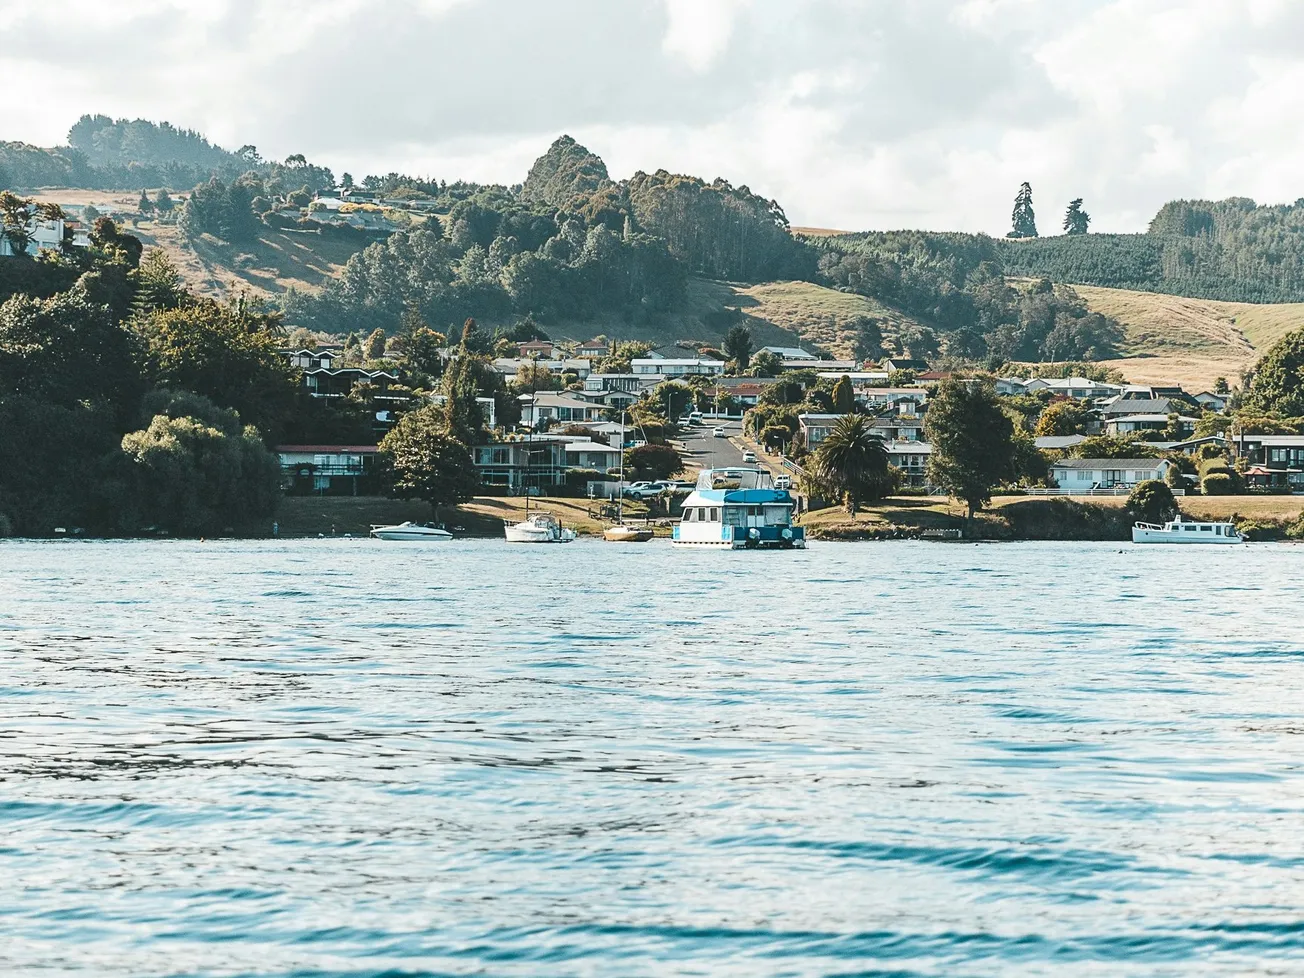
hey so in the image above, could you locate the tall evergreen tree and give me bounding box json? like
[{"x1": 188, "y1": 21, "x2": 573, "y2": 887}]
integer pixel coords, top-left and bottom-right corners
[
  {"x1": 1008, "y1": 182, "x2": 1038, "y2": 239},
  {"x1": 723, "y1": 323, "x2": 753, "y2": 371},
  {"x1": 924, "y1": 379, "x2": 1015, "y2": 517},
  {"x1": 1063, "y1": 198, "x2": 1090, "y2": 235}
]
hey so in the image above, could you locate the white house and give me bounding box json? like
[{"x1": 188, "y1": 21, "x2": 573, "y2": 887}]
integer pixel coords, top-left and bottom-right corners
[
  {"x1": 631, "y1": 357, "x2": 725, "y2": 379},
  {"x1": 520, "y1": 392, "x2": 604, "y2": 426},
  {"x1": 762, "y1": 345, "x2": 817, "y2": 361},
  {"x1": 1195, "y1": 390, "x2": 1229, "y2": 413},
  {"x1": 1024, "y1": 376, "x2": 1125, "y2": 400},
  {"x1": 1, "y1": 217, "x2": 90, "y2": 257},
  {"x1": 492, "y1": 357, "x2": 592, "y2": 382},
  {"x1": 284, "y1": 348, "x2": 342, "y2": 371},
  {"x1": 1049, "y1": 457, "x2": 1172, "y2": 490},
  {"x1": 277, "y1": 444, "x2": 378, "y2": 495},
  {"x1": 885, "y1": 441, "x2": 932, "y2": 487},
  {"x1": 563, "y1": 440, "x2": 623, "y2": 472}
]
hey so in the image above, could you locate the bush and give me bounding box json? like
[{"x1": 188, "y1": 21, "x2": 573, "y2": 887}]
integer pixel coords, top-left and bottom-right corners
[
  {"x1": 1201, "y1": 472, "x2": 1235, "y2": 495},
  {"x1": 626, "y1": 443, "x2": 683, "y2": 480},
  {"x1": 1128, "y1": 480, "x2": 1177, "y2": 524}
]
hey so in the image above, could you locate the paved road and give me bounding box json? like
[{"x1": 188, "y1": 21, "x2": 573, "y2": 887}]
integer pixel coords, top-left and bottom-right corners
[{"x1": 677, "y1": 420, "x2": 751, "y2": 473}]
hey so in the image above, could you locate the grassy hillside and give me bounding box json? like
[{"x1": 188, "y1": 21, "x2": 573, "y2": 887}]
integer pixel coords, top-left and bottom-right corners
[{"x1": 1073, "y1": 284, "x2": 1304, "y2": 391}]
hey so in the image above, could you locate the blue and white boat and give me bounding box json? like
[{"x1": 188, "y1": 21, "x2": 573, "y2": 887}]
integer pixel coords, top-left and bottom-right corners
[{"x1": 673, "y1": 468, "x2": 806, "y2": 549}]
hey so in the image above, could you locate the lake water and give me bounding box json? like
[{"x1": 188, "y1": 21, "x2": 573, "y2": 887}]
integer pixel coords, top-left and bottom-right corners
[{"x1": 2, "y1": 539, "x2": 1303, "y2": 976}]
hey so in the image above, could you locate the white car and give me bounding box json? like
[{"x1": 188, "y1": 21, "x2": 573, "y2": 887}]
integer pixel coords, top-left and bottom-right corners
[
  {"x1": 712, "y1": 427, "x2": 727, "y2": 438},
  {"x1": 774, "y1": 474, "x2": 792, "y2": 490},
  {"x1": 742, "y1": 450, "x2": 757, "y2": 463}
]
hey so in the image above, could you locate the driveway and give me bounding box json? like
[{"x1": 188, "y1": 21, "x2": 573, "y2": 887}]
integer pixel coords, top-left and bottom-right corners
[{"x1": 676, "y1": 420, "x2": 752, "y2": 474}]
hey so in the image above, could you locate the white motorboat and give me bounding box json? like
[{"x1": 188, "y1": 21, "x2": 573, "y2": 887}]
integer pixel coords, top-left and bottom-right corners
[
  {"x1": 504, "y1": 513, "x2": 577, "y2": 544},
  {"x1": 1132, "y1": 517, "x2": 1243, "y2": 544},
  {"x1": 370, "y1": 521, "x2": 452, "y2": 541}
]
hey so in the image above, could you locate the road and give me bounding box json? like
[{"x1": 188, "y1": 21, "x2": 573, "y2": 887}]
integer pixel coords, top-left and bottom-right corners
[{"x1": 676, "y1": 420, "x2": 752, "y2": 474}]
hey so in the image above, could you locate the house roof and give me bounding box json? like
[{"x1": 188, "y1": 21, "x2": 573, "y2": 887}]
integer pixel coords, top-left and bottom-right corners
[
  {"x1": 1051, "y1": 458, "x2": 1167, "y2": 469},
  {"x1": 1102, "y1": 397, "x2": 1175, "y2": 416},
  {"x1": 1035, "y1": 434, "x2": 1087, "y2": 450},
  {"x1": 277, "y1": 445, "x2": 379, "y2": 453},
  {"x1": 761, "y1": 346, "x2": 815, "y2": 359}
]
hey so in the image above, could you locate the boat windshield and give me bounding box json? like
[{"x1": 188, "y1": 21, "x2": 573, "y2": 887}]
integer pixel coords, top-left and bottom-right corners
[{"x1": 696, "y1": 468, "x2": 774, "y2": 490}]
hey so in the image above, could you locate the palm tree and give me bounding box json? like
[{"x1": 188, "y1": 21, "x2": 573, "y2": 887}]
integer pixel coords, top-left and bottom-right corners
[{"x1": 812, "y1": 415, "x2": 893, "y2": 514}]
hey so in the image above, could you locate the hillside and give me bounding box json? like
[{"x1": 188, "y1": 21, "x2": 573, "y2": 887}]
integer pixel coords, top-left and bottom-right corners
[{"x1": 1075, "y1": 285, "x2": 1304, "y2": 390}]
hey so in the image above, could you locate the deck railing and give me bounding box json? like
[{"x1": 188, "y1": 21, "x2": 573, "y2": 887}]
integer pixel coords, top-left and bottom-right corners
[{"x1": 1023, "y1": 487, "x2": 1186, "y2": 497}]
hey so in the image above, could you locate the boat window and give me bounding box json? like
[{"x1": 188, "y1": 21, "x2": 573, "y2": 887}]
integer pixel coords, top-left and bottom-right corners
[
  {"x1": 1199, "y1": 525, "x2": 1211, "y2": 531},
  {"x1": 1215, "y1": 525, "x2": 1223, "y2": 535},
  {"x1": 710, "y1": 508, "x2": 720, "y2": 522}
]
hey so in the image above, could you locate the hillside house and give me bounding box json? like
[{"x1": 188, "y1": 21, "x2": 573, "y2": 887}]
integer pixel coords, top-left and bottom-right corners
[
  {"x1": 277, "y1": 445, "x2": 379, "y2": 495},
  {"x1": 1025, "y1": 377, "x2": 1124, "y2": 400},
  {"x1": 302, "y1": 367, "x2": 398, "y2": 400},
  {"x1": 885, "y1": 441, "x2": 932, "y2": 487},
  {"x1": 284, "y1": 348, "x2": 342, "y2": 371},
  {"x1": 473, "y1": 438, "x2": 571, "y2": 491},
  {"x1": 578, "y1": 338, "x2": 610, "y2": 358},
  {"x1": 520, "y1": 393, "x2": 604, "y2": 427},
  {"x1": 631, "y1": 357, "x2": 725, "y2": 379},
  {"x1": 1234, "y1": 434, "x2": 1304, "y2": 492},
  {"x1": 1195, "y1": 391, "x2": 1229, "y2": 413}
]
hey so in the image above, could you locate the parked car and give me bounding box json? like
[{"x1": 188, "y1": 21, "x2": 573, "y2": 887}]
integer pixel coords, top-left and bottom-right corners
[
  {"x1": 688, "y1": 411, "x2": 704, "y2": 425},
  {"x1": 774, "y1": 474, "x2": 792, "y2": 490},
  {"x1": 622, "y1": 482, "x2": 664, "y2": 500},
  {"x1": 712, "y1": 427, "x2": 727, "y2": 438},
  {"x1": 742, "y1": 450, "x2": 757, "y2": 463}
]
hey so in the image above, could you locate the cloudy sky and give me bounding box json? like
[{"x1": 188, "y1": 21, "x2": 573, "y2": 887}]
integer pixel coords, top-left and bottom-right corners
[{"x1": 5, "y1": 0, "x2": 1304, "y2": 233}]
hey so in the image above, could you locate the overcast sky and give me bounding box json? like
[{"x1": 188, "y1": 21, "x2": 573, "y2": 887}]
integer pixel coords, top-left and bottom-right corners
[{"x1": 6, "y1": 0, "x2": 1304, "y2": 234}]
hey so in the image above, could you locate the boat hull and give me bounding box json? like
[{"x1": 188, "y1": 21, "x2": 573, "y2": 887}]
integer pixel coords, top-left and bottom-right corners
[
  {"x1": 1132, "y1": 527, "x2": 1243, "y2": 544},
  {"x1": 505, "y1": 523, "x2": 577, "y2": 543},
  {"x1": 604, "y1": 526, "x2": 653, "y2": 542},
  {"x1": 370, "y1": 526, "x2": 452, "y2": 541},
  {"x1": 672, "y1": 524, "x2": 806, "y2": 549}
]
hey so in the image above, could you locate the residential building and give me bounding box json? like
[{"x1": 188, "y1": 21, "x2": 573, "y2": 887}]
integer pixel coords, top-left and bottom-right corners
[
  {"x1": 761, "y1": 345, "x2": 817, "y2": 361},
  {"x1": 492, "y1": 357, "x2": 591, "y2": 382},
  {"x1": 1024, "y1": 376, "x2": 1125, "y2": 400},
  {"x1": 1234, "y1": 434, "x2": 1304, "y2": 492},
  {"x1": 517, "y1": 340, "x2": 556, "y2": 359},
  {"x1": 578, "y1": 338, "x2": 610, "y2": 358},
  {"x1": 0, "y1": 217, "x2": 90, "y2": 257},
  {"x1": 1049, "y1": 457, "x2": 1172, "y2": 490},
  {"x1": 818, "y1": 371, "x2": 890, "y2": 387},
  {"x1": 868, "y1": 415, "x2": 924, "y2": 442},
  {"x1": 701, "y1": 379, "x2": 768, "y2": 413},
  {"x1": 473, "y1": 438, "x2": 571, "y2": 491},
  {"x1": 1101, "y1": 397, "x2": 1177, "y2": 418},
  {"x1": 520, "y1": 393, "x2": 605, "y2": 426},
  {"x1": 631, "y1": 357, "x2": 725, "y2": 379},
  {"x1": 277, "y1": 445, "x2": 379, "y2": 495},
  {"x1": 882, "y1": 357, "x2": 929, "y2": 373},
  {"x1": 995, "y1": 377, "x2": 1028, "y2": 396},
  {"x1": 647, "y1": 344, "x2": 708, "y2": 359},
  {"x1": 284, "y1": 348, "x2": 342, "y2": 371},
  {"x1": 794, "y1": 358, "x2": 857, "y2": 372},
  {"x1": 1034, "y1": 434, "x2": 1088, "y2": 452},
  {"x1": 564, "y1": 440, "x2": 623, "y2": 472},
  {"x1": 885, "y1": 441, "x2": 932, "y2": 487},
  {"x1": 302, "y1": 367, "x2": 399, "y2": 400},
  {"x1": 427, "y1": 394, "x2": 497, "y2": 429},
  {"x1": 1194, "y1": 390, "x2": 1229, "y2": 413},
  {"x1": 797, "y1": 413, "x2": 844, "y2": 449},
  {"x1": 583, "y1": 373, "x2": 649, "y2": 394},
  {"x1": 857, "y1": 387, "x2": 928, "y2": 414}
]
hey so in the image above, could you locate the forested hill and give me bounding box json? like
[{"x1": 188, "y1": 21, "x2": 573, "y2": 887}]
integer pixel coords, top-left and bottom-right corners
[{"x1": 997, "y1": 198, "x2": 1304, "y2": 304}]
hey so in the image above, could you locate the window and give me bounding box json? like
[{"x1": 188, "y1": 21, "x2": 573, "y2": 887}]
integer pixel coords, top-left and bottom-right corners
[{"x1": 710, "y1": 508, "x2": 720, "y2": 522}]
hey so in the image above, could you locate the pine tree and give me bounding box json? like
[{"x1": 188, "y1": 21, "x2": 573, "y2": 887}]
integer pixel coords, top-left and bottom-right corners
[
  {"x1": 1063, "y1": 198, "x2": 1090, "y2": 235},
  {"x1": 1008, "y1": 182, "x2": 1038, "y2": 239}
]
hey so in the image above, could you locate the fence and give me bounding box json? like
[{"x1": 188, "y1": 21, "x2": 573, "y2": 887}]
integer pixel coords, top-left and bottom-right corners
[{"x1": 1023, "y1": 487, "x2": 1186, "y2": 497}]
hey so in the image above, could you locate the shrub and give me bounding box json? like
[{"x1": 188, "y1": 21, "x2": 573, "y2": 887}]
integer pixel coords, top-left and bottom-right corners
[
  {"x1": 1201, "y1": 472, "x2": 1235, "y2": 495},
  {"x1": 1128, "y1": 480, "x2": 1177, "y2": 524}
]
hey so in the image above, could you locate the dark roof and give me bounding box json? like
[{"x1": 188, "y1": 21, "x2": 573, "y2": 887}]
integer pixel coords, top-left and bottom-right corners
[
  {"x1": 1101, "y1": 397, "x2": 1174, "y2": 417},
  {"x1": 1052, "y1": 457, "x2": 1167, "y2": 469}
]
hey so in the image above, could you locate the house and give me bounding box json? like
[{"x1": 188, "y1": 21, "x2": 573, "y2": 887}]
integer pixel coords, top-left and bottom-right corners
[
  {"x1": 818, "y1": 371, "x2": 890, "y2": 387},
  {"x1": 1099, "y1": 398, "x2": 1195, "y2": 437},
  {"x1": 1034, "y1": 434, "x2": 1088, "y2": 452},
  {"x1": 284, "y1": 348, "x2": 342, "y2": 371},
  {"x1": 885, "y1": 441, "x2": 932, "y2": 487},
  {"x1": 1104, "y1": 414, "x2": 1198, "y2": 437},
  {"x1": 1101, "y1": 397, "x2": 1177, "y2": 418},
  {"x1": 1049, "y1": 457, "x2": 1172, "y2": 490},
  {"x1": 882, "y1": 358, "x2": 929, "y2": 374},
  {"x1": 915, "y1": 371, "x2": 954, "y2": 383},
  {"x1": 995, "y1": 377, "x2": 1027, "y2": 396},
  {"x1": 517, "y1": 340, "x2": 556, "y2": 359},
  {"x1": 564, "y1": 440, "x2": 623, "y2": 472},
  {"x1": 473, "y1": 437, "x2": 571, "y2": 491},
  {"x1": 868, "y1": 415, "x2": 924, "y2": 442},
  {"x1": 520, "y1": 392, "x2": 604, "y2": 427},
  {"x1": 797, "y1": 413, "x2": 845, "y2": 449},
  {"x1": 857, "y1": 387, "x2": 928, "y2": 414},
  {"x1": 492, "y1": 357, "x2": 591, "y2": 382},
  {"x1": 583, "y1": 373, "x2": 649, "y2": 394},
  {"x1": 1233, "y1": 433, "x2": 1304, "y2": 492},
  {"x1": 0, "y1": 217, "x2": 89, "y2": 257},
  {"x1": 631, "y1": 357, "x2": 725, "y2": 379},
  {"x1": 794, "y1": 358, "x2": 857, "y2": 372},
  {"x1": 302, "y1": 367, "x2": 399, "y2": 400},
  {"x1": 578, "y1": 338, "x2": 610, "y2": 358},
  {"x1": 1194, "y1": 390, "x2": 1229, "y2": 413},
  {"x1": 427, "y1": 394, "x2": 497, "y2": 429},
  {"x1": 701, "y1": 379, "x2": 768, "y2": 413},
  {"x1": 1024, "y1": 376, "x2": 1124, "y2": 400},
  {"x1": 647, "y1": 344, "x2": 708, "y2": 360},
  {"x1": 277, "y1": 445, "x2": 379, "y2": 495},
  {"x1": 761, "y1": 345, "x2": 817, "y2": 361},
  {"x1": 571, "y1": 420, "x2": 634, "y2": 447}
]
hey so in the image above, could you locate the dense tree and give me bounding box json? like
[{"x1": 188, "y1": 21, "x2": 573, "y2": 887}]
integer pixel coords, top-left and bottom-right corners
[
  {"x1": 723, "y1": 323, "x2": 753, "y2": 371},
  {"x1": 1009, "y1": 182, "x2": 1038, "y2": 239},
  {"x1": 1127, "y1": 480, "x2": 1178, "y2": 524},
  {"x1": 133, "y1": 248, "x2": 185, "y2": 314},
  {"x1": 625, "y1": 443, "x2": 682, "y2": 480},
  {"x1": 850, "y1": 316, "x2": 884, "y2": 362},
  {"x1": 831, "y1": 375, "x2": 855, "y2": 413},
  {"x1": 1063, "y1": 199, "x2": 1090, "y2": 235},
  {"x1": 1245, "y1": 328, "x2": 1304, "y2": 417},
  {"x1": 924, "y1": 379, "x2": 1015, "y2": 517},
  {"x1": 0, "y1": 191, "x2": 33, "y2": 255},
  {"x1": 810, "y1": 414, "x2": 894, "y2": 514},
  {"x1": 1034, "y1": 399, "x2": 1094, "y2": 436},
  {"x1": 364, "y1": 327, "x2": 387, "y2": 360},
  {"x1": 378, "y1": 404, "x2": 479, "y2": 519},
  {"x1": 748, "y1": 350, "x2": 784, "y2": 378}
]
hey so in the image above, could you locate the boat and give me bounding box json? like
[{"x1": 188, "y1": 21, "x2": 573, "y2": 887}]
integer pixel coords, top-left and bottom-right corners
[
  {"x1": 370, "y1": 521, "x2": 452, "y2": 541},
  {"x1": 1132, "y1": 516, "x2": 1243, "y2": 544},
  {"x1": 503, "y1": 390, "x2": 577, "y2": 544},
  {"x1": 505, "y1": 513, "x2": 577, "y2": 544},
  {"x1": 603, "y1": 408, "x2": 654, "y2": 543},
  {"x1": 672, "y1": 467, "x2": 806, "y2": 549}
]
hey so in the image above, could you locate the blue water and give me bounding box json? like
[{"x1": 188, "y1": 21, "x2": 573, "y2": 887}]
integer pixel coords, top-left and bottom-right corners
[{"x1": 2, "y1": 539, "x2": 1303, "y2": 976}]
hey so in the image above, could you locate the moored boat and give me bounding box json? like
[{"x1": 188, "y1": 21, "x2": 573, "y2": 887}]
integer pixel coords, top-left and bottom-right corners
[
  {"x1": 370, "y1": 522, "x2": 452, "y2": 541},
  {"x1": 505, "y1": 513, "x2": 577, "y2": 544},
  {"x1": 1132, "y1": 517, "x2": 1243, "y2": 544},
  {"x1": 672, "y1": 467, "x2": 805, "y2": 549},
  {"x1": 603, "y1": 524, "x2": 653, "y2": 542}
]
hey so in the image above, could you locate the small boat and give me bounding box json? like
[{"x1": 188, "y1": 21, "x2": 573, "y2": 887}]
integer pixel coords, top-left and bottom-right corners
[
  {"x1": 370, "y1": 521, "x2": 452, "y2": 541},
  {"x1": 1132, "y1": 516, "x2": 1243, "y2": 544},
  {"x1": 603, "y1": 408, "x2": 654, "y2": 543},
  {"x1": 505, "y1": 513, "x2": 577, "y2": 544},
  {"x1": 673, "y1": 467, "x2": 806, "y2": 549},
  {"x1": 604, "y1": 525, "x2": 653, "y2": 542}
]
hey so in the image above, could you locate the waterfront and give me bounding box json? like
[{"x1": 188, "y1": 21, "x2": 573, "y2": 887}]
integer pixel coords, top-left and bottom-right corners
[{"x1": 2, "y1": 539, "x2": 1304, "y2": 975}]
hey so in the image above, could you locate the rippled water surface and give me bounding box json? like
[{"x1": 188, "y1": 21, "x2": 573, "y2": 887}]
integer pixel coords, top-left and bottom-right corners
[{"x1": 2, "y1": 539, "x2": 1304, "y2": 976}]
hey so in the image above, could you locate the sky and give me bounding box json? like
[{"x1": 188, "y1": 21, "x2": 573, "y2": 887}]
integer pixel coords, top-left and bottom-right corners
[{"x1": 5, "y1": 0, "x2": 1304, "y2": 234}]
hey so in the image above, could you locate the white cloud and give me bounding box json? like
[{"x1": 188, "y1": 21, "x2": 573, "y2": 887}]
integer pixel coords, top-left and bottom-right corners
[{"x1": 661, "y1": 0, "x2": 748, "y2": 72}]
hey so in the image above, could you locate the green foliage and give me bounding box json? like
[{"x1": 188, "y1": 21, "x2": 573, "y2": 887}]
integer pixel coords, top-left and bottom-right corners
[
  {"x1": 1035, "y1": 399, "x2": 1095, "y2": 436},
  {"x1": 1071, "y1": 435, "x2": 1159, "y2": 459},
  {"x1": 1062, "y1": 199, "x2": 1090, "y2": 235},
  {"x1": 1245, "y1": 328, "x2": 1304, "y2": 417},
  {"x1": 924, "y1": 379, "x2": 1015, "y2": 516},
  {"x1": 625, "y1": 443, "x2": 682, "y2": 480},
  {"x1": 133, "y1": 248, "x2": 184, "y2": 314},
  {"x1": 0, "y1": 191, "x2": 33, "y2": 256},
  {"x1": 441, "y1": 351, "x2": 486, "y2": 444},
  {"x1": 378, "y1": 404, "x2": 479, "y2": 517},
  {"x1": 1009, "y1": 182, "x2": 1038, "y2": 239},
  {"x1": 723, "y1": 323, "x2": 753, "y2": 371},
  {"x1": 1201, "y1": 471, "x2": 1235, "y2": 495},
  {"x1": 831, "y1": 375, "x2": 855, "y2": 413},
  {"x1": 1128, "y1": 480, "x2": 1177, "y2": 523},
  {"x1": 748, "y1": 349, "x2": 784, "y2": 377},
  {"x1": 179, "y1": 176, "x2": 261, "y2": 244},
  {"x1": 364, "y1": 327, "x2": 387, "y2": 360},
  {"x1": 850, "y1": 316, "x2": 884, "y2": 362},
  {"x1": 810, "y1": 415, "x2": 894, "y2": 514},
  {"x1": 519, "y1": 135, "x2": 614, "y2": 214}
]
